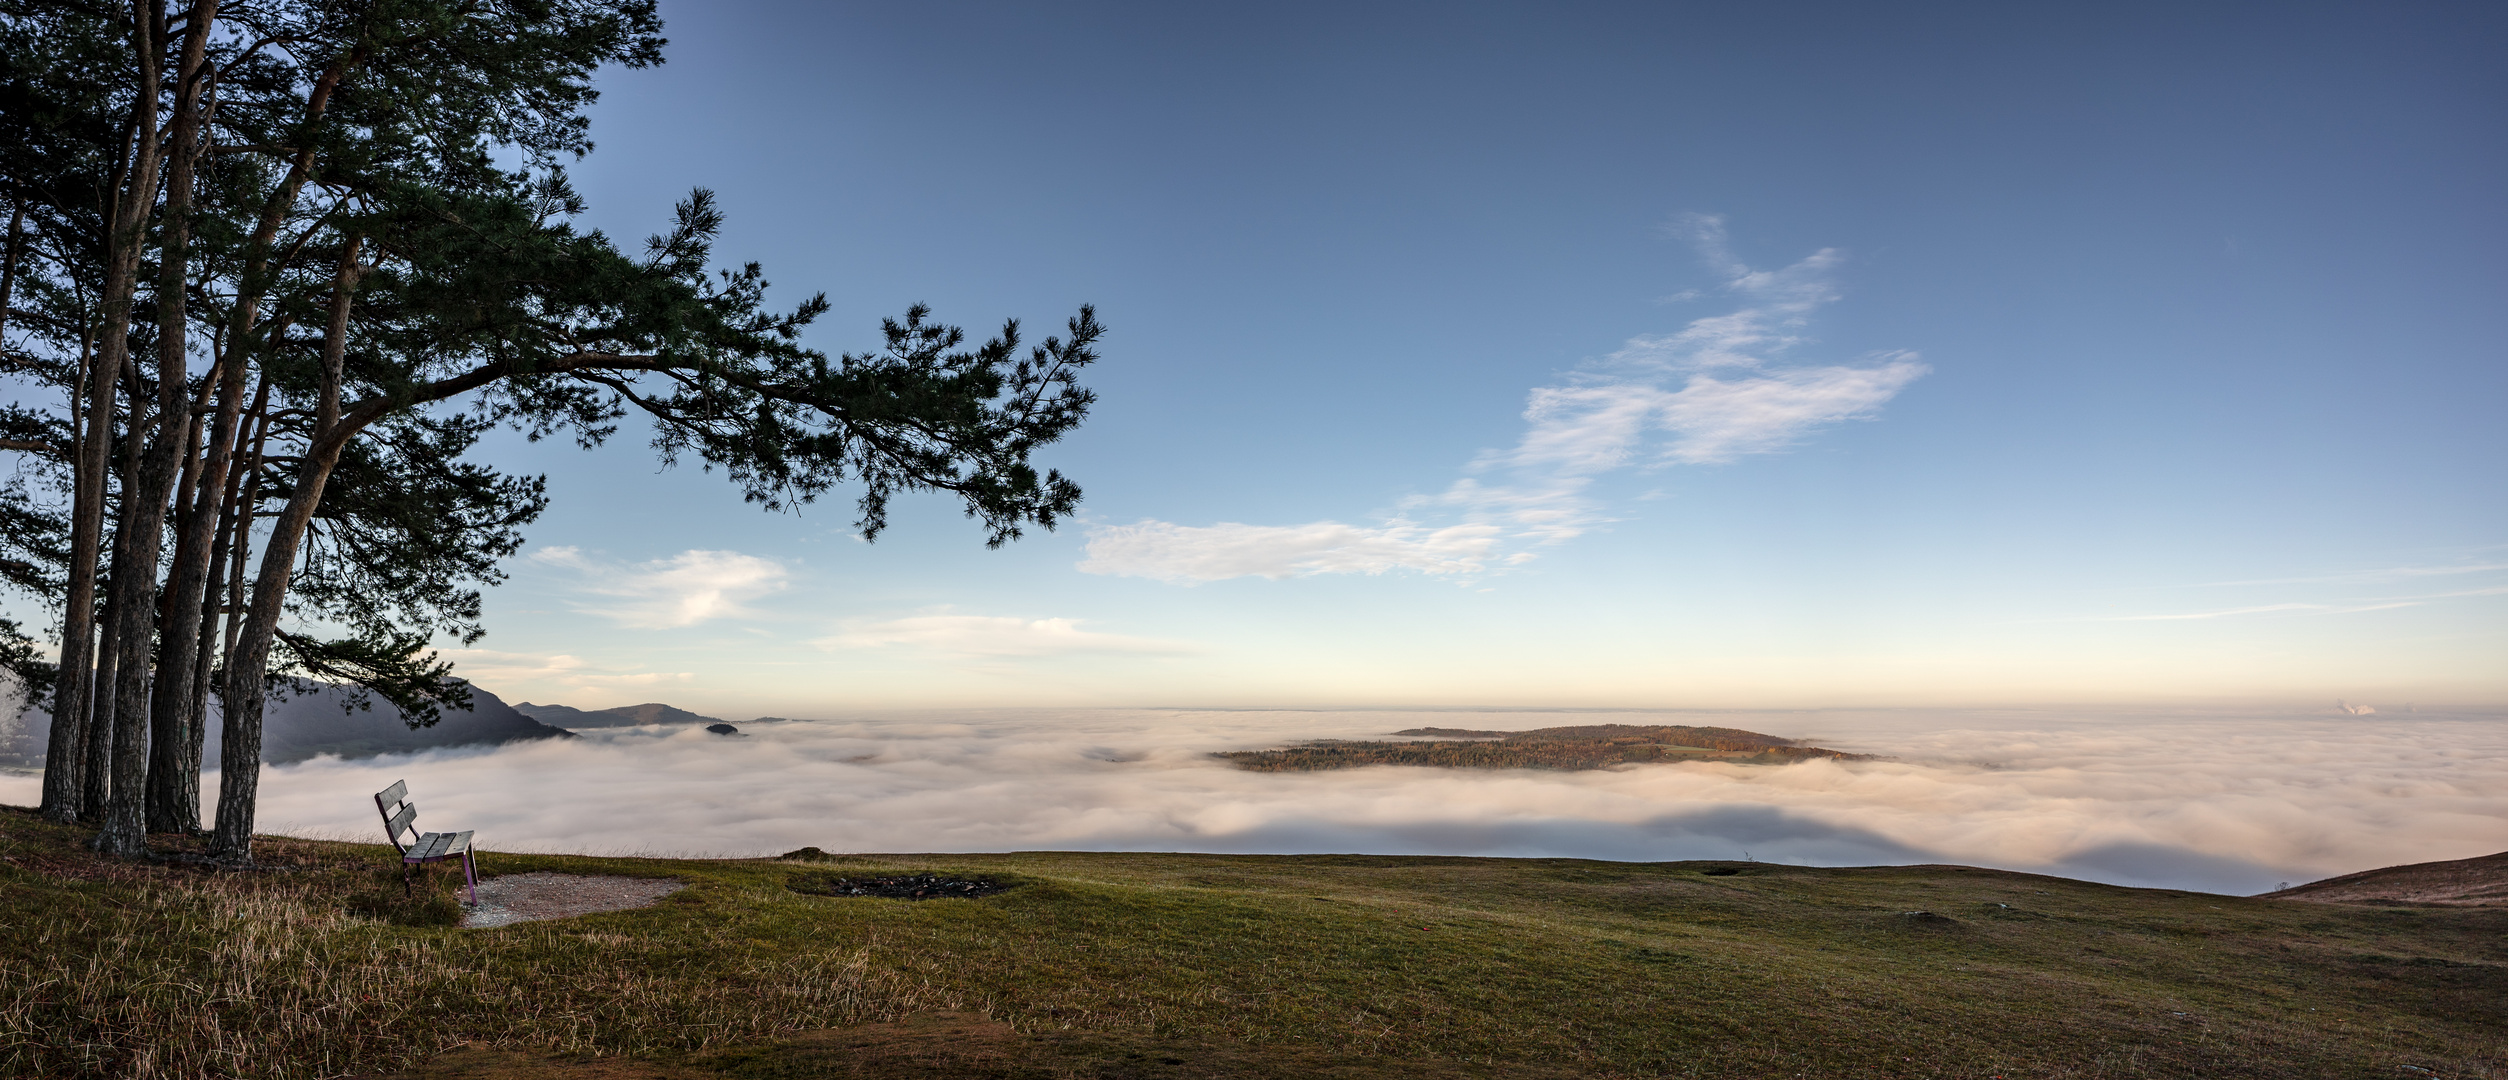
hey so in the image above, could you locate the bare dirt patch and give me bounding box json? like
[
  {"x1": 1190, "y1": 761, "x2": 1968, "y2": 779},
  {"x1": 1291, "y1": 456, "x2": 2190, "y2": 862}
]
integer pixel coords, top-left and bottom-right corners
[{"x1": 463, "y1": 872, "x2": 685, "y2": 928}]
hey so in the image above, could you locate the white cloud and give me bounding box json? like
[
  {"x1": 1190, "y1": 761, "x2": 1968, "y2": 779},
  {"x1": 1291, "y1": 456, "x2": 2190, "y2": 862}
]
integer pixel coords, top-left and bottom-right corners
[
  {"x1": 1404, "y1": 477, "x2": 1598, "y2": 543},
  {"x1": 2096, "y1": 585, "x2": 2508, "y2": 622},
  {"x1": 531, "y1": 547, "x2": 787, "y2": 629},
  {"x1": 1538, "y1": 355, "x2": 1930, "y2": 467},
  {"x1": 441, "y1": 648, "x2": 694, "y2": 690},
  {"x1": 1078, "y1": 520, "x2": 1505, "y2": 583},
  {"x1": 818, "y1": 613, "x2": 1195, "y2": 657},
  {"x1": 1083, "y1": 217, "x2": 1927, "y2": 584}
]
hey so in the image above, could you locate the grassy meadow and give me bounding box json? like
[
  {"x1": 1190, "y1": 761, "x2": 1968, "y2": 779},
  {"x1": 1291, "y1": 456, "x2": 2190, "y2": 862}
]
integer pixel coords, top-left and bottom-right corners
[{"x1": 0, "y1": 806, "x2": 2499, "y2": 1079}]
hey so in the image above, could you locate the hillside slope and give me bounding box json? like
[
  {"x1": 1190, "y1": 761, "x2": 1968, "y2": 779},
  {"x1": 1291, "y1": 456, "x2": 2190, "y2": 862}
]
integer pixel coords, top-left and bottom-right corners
[
  {"x1": 511, "y1": 701, "x2": 723, "y2": 729},
  {"x1": 244, "y1": 684, "x2": 577, "y2": 764},
  {"x1": 2267, "y1": 849, "x2": 2508, "y2": 906},
  {"x1": 0, "y1": 809, "x2": 2498, "y2": 1079}
]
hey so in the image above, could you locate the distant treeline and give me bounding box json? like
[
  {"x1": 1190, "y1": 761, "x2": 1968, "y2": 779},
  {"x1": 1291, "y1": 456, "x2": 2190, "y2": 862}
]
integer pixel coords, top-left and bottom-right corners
[{"x1": 1216, "y1": 724, "x2": 1870, "y2": 772}]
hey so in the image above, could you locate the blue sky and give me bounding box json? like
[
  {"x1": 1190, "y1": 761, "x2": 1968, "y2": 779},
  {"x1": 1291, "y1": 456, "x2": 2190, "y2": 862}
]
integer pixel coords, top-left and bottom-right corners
[{"x1": 446, "y1": 1, "x2": 2507, "y2": 715}]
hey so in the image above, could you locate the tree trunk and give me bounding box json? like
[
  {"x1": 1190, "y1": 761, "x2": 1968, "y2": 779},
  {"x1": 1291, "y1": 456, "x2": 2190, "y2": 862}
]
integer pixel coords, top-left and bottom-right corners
[
  {"x1": 146, "y1": 405, "x2": 218, "y2": 833},
  {"x1": 57, "y1": 0, "x2": 167, "y2": 843},
  {"x1": 210, "y1": 237, "x2": 363, "y2": 863},
  {"x1": 93, "y1": 408, "x2": 188, "y2": 853},
  {"x1": 81, "y1": 585, "x2": 118, "y2": 819},
  {"x1": 38, "y1": 334, "x2": 107, "y2": 823},
  {"x1": 185, "y1": 382, "x2": 264, "y2": 819},
  {"x1": 140, "y1": 0, "x2": 223, "y2": 835}
]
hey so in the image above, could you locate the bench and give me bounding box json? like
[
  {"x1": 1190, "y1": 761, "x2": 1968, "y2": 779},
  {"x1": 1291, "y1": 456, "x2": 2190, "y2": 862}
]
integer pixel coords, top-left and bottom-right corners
[{"x1": 373, "y1": 779, "x2": 477, "y2": 905}]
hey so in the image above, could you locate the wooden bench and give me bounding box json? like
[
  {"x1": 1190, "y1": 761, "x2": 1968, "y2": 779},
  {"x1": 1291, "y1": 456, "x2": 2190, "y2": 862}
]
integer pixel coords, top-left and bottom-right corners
[{"x1": 373, "y1": 779, "x2": 477, "y2": 905}]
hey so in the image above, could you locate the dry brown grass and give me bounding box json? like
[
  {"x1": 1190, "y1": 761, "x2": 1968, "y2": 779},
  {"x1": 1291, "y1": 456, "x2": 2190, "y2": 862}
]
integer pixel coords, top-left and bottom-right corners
[
  {"x1": 2, "y1": 806, "x2": 2503, "y2": 1079},
  {"x1": 0, "y1": 813, "x2": 954, "y2": 1078}
]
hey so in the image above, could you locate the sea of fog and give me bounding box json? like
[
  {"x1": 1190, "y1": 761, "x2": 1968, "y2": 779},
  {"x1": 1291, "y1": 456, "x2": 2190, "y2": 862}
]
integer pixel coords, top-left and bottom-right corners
[{"x1": 4, "y1": 707, "x2": 2500, "y2": 896}]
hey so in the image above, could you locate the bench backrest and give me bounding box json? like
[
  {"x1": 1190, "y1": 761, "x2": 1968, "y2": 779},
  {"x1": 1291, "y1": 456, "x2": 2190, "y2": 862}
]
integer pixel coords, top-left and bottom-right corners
[{"x1": 374, "y1": 779, "x2": 417, "y2": 854}]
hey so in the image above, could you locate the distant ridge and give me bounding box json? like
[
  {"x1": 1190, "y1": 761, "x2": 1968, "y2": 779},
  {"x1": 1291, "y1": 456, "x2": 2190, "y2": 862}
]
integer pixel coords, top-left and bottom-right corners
[
  {"x1": 1218, "y1": 723, "x2": 1869, "y2": 772},
  {"x1": 249, "y1": 684, "x2": 577, "y2": 763},
  {"x1": 2264, "y1": 850, "x2": 2508, "y2": 906},
  {"x1": 511, "y1": 701, "x2": 723, "y2": 729},
  {"x1": 0, "y1": 683, "x2": 573, "y2": 766}
]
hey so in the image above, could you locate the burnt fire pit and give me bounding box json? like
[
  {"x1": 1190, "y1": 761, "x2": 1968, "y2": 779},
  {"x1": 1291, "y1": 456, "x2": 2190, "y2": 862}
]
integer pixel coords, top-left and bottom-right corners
[{"x1": 788, "y1": 871, "x2": 1014, "y2": 901}]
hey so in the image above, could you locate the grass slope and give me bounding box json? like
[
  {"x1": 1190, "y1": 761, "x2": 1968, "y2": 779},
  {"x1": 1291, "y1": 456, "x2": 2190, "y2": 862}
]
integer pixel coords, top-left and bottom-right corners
[{"x1": 0, "y1": 807, "x2": 2499, "y2": 1079}]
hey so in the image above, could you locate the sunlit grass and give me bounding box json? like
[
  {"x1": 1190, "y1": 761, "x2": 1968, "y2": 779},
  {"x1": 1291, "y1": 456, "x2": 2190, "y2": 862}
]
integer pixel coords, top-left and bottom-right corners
[{"x1": 0, "y1": 806, "x2": 2499, "y2": 1078}]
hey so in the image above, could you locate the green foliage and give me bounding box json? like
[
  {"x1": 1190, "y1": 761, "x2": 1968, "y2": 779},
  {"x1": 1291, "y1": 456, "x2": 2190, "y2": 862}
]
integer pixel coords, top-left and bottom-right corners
[
  {"x1": 271, "y1": 626, "x2": 471, "y2": 729},
  {"x1": 0, "y1": 0, "x2": 1102, "y2": 767},
  {"x1": 294, "y1": 410, "x2": 548, "y2": 648}
]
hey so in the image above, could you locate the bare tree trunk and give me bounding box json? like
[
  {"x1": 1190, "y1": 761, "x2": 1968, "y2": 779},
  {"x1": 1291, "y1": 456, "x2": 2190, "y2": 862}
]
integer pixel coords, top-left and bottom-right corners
[
  {"x1": 38, "y1": 332, "x2": 105, "y2": 822},
  {"x1": 210, "y1": 238, "x2": 362, "y2": 863},
  {"x1": 81, "y1": 584, "x2": 118, "y2": 819},
  {"x1": 57, "y1": 0, "x2": 168, "y2": 843},
  {"x1": 185, "y1": 381, "x2": 263, "y2": 817},
  {"x1": 146, "y1": 406, "x2": 214, "y2": 833},
  {"x1": 86, "y1": 356, "x2": 152, "y2": 822},
  {"x1": 218, "y1": 393, "x2": 268, "y2": 674},
  {"x1": 139, "y1": 0, "x2": 224, "y2": 835},
  {"x1": 95, "y1": 0, "x2": 218, "y2": 856},
  {"x1": 93, "y1": 422, "x2": 183, "y2": 854},
  {"x1": 85, "y1": 0, "x2": 183, "y2": 861}
]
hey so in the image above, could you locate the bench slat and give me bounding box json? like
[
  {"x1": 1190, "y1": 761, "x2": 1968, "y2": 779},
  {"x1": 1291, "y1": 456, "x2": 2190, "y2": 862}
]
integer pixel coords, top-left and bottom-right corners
[
  {"x1": 404, "y1": 831, "x2": 476, "y2": 862},
  {"x1": 386, "y1": 803, "x2": 416, "y2": 844},
  {"x1": 376, "y1": 779, "x2": 407, "y2": 808}
]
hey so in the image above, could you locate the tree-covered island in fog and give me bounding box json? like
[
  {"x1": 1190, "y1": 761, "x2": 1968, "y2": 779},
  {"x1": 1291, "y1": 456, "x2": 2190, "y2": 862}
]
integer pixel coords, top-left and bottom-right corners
[{"x1": 1216, "y1": 723, "x2": 1869, "y2": 772}]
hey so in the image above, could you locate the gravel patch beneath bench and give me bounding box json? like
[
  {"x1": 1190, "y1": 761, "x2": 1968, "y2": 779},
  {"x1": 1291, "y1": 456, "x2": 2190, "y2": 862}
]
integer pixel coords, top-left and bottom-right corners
[{"x1": 462, "y1": 872, "x2": 684, "y2": 929}]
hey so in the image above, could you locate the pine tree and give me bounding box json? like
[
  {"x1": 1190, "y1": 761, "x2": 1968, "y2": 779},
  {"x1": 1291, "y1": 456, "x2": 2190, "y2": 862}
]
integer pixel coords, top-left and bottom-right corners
[{"x1": 1, "y1": 1, "x2": 1101, "y2": 863}]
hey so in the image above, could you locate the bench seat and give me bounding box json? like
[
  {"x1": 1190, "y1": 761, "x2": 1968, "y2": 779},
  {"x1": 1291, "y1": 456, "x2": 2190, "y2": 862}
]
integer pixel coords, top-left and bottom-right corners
[
  {"x1": 406, "y1": 830, "x2": 474, "y2": 862},
  {"x1": 374, "y1": 780, "x2": 478, "y2": 905}
]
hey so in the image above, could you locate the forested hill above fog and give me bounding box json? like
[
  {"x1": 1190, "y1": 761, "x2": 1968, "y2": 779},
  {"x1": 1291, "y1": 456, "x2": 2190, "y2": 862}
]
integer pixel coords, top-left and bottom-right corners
[
  {"x1": 248, "y1": 685, "x2": 575, "y2": 763},
  {"x1": 510, "y1": 702, "x2": 724, "y2": 729},
  {"x1": 0, "y1": 684, "x2": 572, "y2": 767},
  {"x1": 1217, "y1": 724, "x2": 1870, "y2": 772}
]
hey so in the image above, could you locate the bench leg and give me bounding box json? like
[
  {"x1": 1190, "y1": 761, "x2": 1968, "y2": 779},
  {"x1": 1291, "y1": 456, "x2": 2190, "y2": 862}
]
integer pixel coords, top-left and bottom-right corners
[
  {"x1": 462, "y1": 849, "x2": 478, "y2": 906},
  {"x1": 402, "y1": 860, "x2": 415, "y2": 897}
]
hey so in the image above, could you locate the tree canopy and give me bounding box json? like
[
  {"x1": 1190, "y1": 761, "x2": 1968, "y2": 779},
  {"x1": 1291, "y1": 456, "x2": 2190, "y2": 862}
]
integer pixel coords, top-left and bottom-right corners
[{"x1": 0, "y1": 0, "x2": 1100, "y2": 861}]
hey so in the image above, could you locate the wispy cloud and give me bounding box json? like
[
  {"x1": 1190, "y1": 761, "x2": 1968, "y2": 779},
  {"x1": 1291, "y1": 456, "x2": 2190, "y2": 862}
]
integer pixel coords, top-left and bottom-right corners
[
  {"x1": 1501, "y1": 356, "x2": 1929, "y2": 470},
  {"x1": 531, "y1": 547, "x2": 787, "y2": 629},
  {"x1": 2185, "y1": 561, "x2": 2508, "y2": 588},
  {"x1": 441, "y1": 648, "x2": 694, "y2": 690},
  {"x1": 818, "y1": 612, "x2": 1195, "y2": 657},
  {"x1": 2093, "y1": 585, "x2": 2508, "y2": 622},
  {"x1": 1077, "y1": 520, "x2": 1506, "y2": 584},
  {"x1": 1082, "y1": 215, "x2": 1926, "y2": 584}
]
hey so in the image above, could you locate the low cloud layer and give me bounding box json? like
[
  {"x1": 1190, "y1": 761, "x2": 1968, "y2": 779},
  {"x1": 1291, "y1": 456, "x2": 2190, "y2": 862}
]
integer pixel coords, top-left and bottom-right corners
[
  {"x1": 1083, "y1": 216, "x2": 1927, "y2": 584},
  {"x1": 15, "y1": 707, "x2": 2494, "y2": 896}
]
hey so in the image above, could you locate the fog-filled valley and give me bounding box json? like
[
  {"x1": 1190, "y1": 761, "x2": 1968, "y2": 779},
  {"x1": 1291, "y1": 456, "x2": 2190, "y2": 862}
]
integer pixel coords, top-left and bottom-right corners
[{"x1": 8, "y1": 703, "x2": 2492, "y2": 897}]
